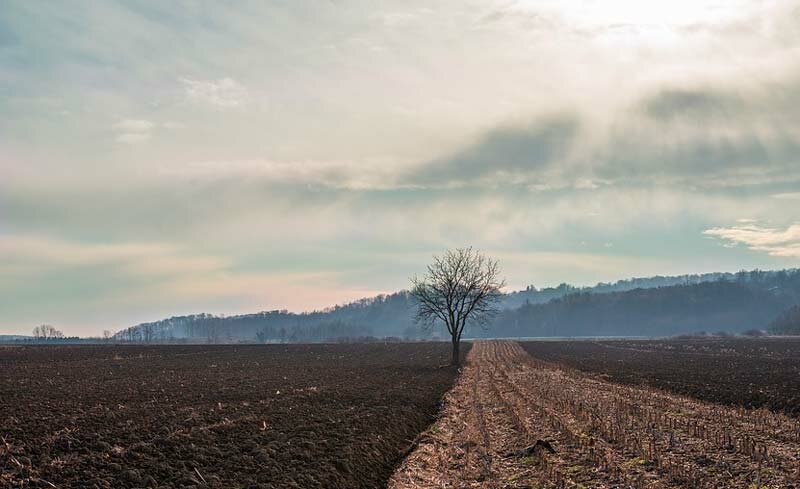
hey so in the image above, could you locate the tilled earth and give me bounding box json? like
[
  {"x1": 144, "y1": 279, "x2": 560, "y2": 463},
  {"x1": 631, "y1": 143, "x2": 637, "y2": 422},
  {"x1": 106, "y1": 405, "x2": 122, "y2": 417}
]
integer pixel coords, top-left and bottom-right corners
[
  {"x1": 0, "y1": 343, "x2": 463, "y2": 489},
  {"x1": 390, "y1": 341, "x2": 800, "y2": 488},
  {"x1": 521, "y1": 338, "x2": 800, "y2": 415}
]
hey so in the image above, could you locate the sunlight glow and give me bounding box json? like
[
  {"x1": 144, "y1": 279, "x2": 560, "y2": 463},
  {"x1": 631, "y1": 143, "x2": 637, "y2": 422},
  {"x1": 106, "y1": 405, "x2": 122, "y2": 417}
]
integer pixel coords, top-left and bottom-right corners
[{"x1": 524, "y1": 0, "x2": 752, "y2": 28}]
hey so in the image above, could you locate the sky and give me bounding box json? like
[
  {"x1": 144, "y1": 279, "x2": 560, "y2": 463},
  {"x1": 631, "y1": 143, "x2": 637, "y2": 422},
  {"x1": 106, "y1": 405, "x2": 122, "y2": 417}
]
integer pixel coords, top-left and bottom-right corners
[{"x1": 2, "y1": 0, "x2": 800, "y2": 336}]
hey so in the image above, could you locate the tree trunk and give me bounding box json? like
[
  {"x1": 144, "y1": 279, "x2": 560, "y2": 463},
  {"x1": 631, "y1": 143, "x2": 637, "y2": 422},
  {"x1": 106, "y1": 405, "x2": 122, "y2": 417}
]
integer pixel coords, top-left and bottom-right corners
[{"x1": 451, "y1": 338, "x2": 460, "y2": 367}]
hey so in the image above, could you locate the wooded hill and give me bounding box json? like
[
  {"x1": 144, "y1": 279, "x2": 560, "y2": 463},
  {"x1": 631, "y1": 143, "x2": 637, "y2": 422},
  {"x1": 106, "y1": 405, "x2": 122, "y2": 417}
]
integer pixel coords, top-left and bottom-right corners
[
  {"x1": 769, "y1": 305, "x2": 800, "y2": 335},
  {"x1": 116, "y1": 268, "x2": 800, "y2": 342}
]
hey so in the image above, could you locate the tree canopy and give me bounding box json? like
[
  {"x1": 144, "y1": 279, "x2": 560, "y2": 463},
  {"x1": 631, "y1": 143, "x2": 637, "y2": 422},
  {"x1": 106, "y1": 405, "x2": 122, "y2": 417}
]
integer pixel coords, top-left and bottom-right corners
[{"x1": 411, "y1": 248, "x2": 504, "y2": 365}]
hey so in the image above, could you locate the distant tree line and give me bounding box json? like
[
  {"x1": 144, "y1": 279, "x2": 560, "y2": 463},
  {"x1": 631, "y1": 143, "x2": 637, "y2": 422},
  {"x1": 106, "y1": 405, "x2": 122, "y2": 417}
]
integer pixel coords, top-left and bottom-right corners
[
  {"x1": 475, "y1": 281, "x2": 787, "y2": 338},
  {"x1": 113, "y1": 268, "x2": 800, "y2": 343},
  {"x1": 768, "y1": 305, "x2": 800, "y2": 335},
  {"x1": 32, "y1": 324, "x2": 64, "y2": 339}
]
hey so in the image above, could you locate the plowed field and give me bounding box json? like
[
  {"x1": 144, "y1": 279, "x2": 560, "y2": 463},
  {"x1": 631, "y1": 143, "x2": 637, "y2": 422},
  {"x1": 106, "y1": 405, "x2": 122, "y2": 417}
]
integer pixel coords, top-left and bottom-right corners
[{"x1": 0, "y1": 343, "x2": 463, "y2": 489}]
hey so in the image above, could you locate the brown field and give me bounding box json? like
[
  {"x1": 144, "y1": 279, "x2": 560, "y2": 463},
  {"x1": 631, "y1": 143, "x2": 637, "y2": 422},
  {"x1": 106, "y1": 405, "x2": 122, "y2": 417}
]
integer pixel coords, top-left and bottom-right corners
[
  {"x1": 5, "y1": 339, "x2": 800, "y2": 489},
  {"x1": 0, "y1": 343, "x2": 462, "y2": 489},
  {"x1": 520, "y1": 338, "x2": 800, "y2": 415},
  {"x1": 391, "y1": 341, "x2": 800, "y2": 488}
]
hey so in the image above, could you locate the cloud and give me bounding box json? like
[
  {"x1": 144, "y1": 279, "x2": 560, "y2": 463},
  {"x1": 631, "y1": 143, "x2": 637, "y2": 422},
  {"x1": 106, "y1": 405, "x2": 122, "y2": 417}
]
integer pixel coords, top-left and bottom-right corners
[
  {"x1": 156, "y1": 157, "x2": 407, "y2": 191},
  {"x1": 409, "y1": 114, "x2": 579, "y2": 187},
  {"x1": 115, "y1": 132, "x2": 151, "y2": 144},
  {"x1": 0, "y1": 233, "x2": 389, "y2": 335},
  {"x1": 0, "y1": 234, "x2": 229, "y2": 276},
  {"x1": 153, "y1": 114, "x2": 580, "y2": 191},
  {"x1": 113, "y1": 119, "x2": 155, "y2": 132},
  {"x1": 161, "y1": 121, "x2": 186, "y2": 129},
  {"x1": 594, "y1": 81, "x2": 800, "y2": 187},
  {"x1": 640, "y1": 88, "x2": 745, "y2": 122},
  {"x1": 772, "y1": 192, "x2": 800, "y2": 200},
  {"x1": 397, "y1": 80, "x2": 800, "y2": 191},
  {"x1": 375, "y1": 10, "x2": 428, "y2": 28},
  {"x1": 89, "y1": 77, "x2": 800, "y2": 191},
  {"x1": 573, "y1": 178, "x2": 599, "y2": 190},
  {"x1": 113, "y1": 118, "x2": 154, "y2": 144},
  {"x1": 112, "y1": 118, "x2": 183, "y2": 144},
  {"x1": 603, "y1": 134, "x2": 799, "y2": 183},
  {"x1": 180, "y1": 77, "x2": 247, "y2": 108},
  {"x1": 704, "y1": 223, "x2": 800, "y2": 257}
]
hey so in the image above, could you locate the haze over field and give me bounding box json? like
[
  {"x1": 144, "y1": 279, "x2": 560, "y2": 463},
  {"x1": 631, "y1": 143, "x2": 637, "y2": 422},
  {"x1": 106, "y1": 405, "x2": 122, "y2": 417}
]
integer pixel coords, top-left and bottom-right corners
[{"x1": 2, "y1": 1, "x2": 800, "y2": 335}]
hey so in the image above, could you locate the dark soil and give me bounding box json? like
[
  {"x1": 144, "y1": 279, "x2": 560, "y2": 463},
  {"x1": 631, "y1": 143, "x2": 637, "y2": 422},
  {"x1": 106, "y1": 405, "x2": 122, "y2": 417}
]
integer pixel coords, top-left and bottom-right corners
[
  {"x1": 0, "y1": 343, "x2": 465, "y2": 488},
  {"x1": 520, "y1": 338, "x2": 800, "y2": 416}
]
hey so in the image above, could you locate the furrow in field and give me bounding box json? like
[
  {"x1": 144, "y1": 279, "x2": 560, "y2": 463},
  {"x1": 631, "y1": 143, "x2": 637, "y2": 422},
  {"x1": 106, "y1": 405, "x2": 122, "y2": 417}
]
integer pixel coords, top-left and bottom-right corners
[{"x1": 390, "y1": 341, "x2": 800, "y2": 489}]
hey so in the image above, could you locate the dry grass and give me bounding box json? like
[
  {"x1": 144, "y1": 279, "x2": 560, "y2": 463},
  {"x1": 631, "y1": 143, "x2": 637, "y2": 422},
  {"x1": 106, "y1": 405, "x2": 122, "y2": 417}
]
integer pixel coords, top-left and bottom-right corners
[{"x1": 390, "y1": 341, "x2": 800, "y2": 488}]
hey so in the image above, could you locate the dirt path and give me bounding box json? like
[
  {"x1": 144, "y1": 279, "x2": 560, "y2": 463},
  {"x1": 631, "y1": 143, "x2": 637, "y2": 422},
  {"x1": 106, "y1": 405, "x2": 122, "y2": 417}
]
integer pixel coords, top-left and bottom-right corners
[{"x1": 389, "y1": 341, "x2": 800, "y2": 488}]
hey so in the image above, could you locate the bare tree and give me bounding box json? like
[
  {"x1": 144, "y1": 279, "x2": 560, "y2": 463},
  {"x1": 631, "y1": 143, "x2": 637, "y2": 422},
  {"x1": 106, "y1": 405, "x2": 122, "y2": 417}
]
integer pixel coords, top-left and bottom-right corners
[
  {"x1": 142, "y1": 324, "x2": 154, "y2": 343},
  {"x1": 411, "y1": 248, "x2": 505, "y2": 366},
  {"x1": 32, "y1": 324, "x2": 64, "y2": 341},
  {"x1": 102, "y1": 330, "x2": 112, "y2": 342},
  {"x1": 206, "y1": 318, "x2": 221, "y2": 344}
]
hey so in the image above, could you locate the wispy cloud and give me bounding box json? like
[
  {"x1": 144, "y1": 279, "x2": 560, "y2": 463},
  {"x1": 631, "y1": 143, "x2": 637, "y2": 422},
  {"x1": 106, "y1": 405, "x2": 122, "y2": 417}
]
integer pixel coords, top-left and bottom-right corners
[
  {"x1": 156, "y1": 157, "x2": 409, "y2": 190},
  {"x1": 113, "y1": 119, "x2": 155, "y2": 132},
  {"x1": 180, "y1": 77, "x2": 247, "y2": 108},
  {"x1": 0, "y1": 234, "x2": 229, "y2": 276},
  {"x1": 113, "y1": 118, "x2": 154, "y2": 144},
  {"x1": 112, "y1": 118, "x2": 183, "y2": 144},
  {"x1": 772, "y1": 192, "x2": 800, "y2": 200},
  {"x1": 115, "y1": 132, "x2": 151, "y2": 144},
  {"x1": 409, "y1": 114, "x2": 579, "y2": 188},
  {"x1": 0, "y1": 233, "x2": 388, "y2": 334},
  {"x1": 704, "y1": 223, "x2": 800, "y2": 257},
  {"x1": 151, "y1": 78, "x2": 798, "y2": 192},
  {"x1": 640, "y1": 88, "x2": 744, "y2": 122}
]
